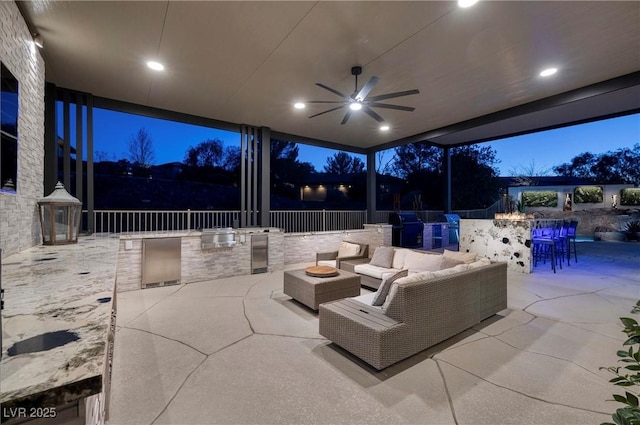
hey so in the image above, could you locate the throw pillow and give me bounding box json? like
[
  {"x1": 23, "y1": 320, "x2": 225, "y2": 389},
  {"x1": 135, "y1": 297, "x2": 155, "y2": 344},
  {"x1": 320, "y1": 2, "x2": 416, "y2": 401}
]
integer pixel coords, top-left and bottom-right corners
[
  {"x1": 337, "y1": 241, "x2": 361, "y2": 258},
  {"x1": 443, "y1": 249, "x2": 477, "y2": 264},
  {"x1": 439, "y1": 256, "x2": 465, "y2": 270},
  {"x1": 371, "y1": 269, "x2": 408, "y2": 306},
  {"x1": 403, "y1": 250, "x2": 442, "y2": 273},
  {"x1": 369, "y1": 246, "x2": 395, "y2": 268}
]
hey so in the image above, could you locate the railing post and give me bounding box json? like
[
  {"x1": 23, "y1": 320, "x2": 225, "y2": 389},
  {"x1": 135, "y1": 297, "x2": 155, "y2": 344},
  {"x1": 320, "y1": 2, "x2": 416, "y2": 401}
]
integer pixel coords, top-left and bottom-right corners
[
  {"x1": 187, "y1": 209, "x2": 191, "y2": 231},
  {"x1": 323, "y1": 209, "x2": 326, "y2": 232}
]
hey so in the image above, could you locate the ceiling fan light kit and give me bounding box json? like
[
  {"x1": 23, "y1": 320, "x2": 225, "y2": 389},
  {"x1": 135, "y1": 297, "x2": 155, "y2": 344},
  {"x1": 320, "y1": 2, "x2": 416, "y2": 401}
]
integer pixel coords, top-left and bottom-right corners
[{"x1": 307, "y1": 66, "x2": 419, "y2": 125}]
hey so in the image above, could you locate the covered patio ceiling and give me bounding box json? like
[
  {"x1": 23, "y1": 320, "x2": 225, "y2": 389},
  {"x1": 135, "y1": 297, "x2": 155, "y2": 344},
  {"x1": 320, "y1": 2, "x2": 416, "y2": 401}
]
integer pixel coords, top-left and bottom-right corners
[{"x1": 20, "y1": 1, "x2": 640, "y2": 153}]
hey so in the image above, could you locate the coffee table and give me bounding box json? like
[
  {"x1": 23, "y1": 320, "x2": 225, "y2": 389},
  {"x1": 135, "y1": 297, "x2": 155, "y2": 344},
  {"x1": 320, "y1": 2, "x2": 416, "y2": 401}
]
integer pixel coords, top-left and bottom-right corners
[{"x1": 283, "y1": 268, "x2": 361, "y2": 310}]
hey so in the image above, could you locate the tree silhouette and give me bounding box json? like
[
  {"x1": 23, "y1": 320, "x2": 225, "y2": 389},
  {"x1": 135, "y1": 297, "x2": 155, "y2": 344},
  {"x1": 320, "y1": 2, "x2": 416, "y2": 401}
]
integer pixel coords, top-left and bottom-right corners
[
  {"x1": 324, "y1": 151, "x2": 365, "y2": 174},
  {"x1": 553, "y1": 144, "x2": 640, "y2": 184},
  {"x1": 184, "y1": 139, "x2": 225, "y2": 167},
  {"x1": 127, "y1": 128, "x2": 155, "y2": 167}
]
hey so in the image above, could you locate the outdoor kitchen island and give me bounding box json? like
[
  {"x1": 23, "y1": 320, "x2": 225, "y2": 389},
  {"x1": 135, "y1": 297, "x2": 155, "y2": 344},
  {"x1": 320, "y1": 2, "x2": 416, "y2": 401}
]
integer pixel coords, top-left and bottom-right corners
[
  {"x1": 116, "y1": 228, "x2": 285, "y2": 292},
  {"x1": 1, "y1": 235, "x2": 119, "y2": 425}
]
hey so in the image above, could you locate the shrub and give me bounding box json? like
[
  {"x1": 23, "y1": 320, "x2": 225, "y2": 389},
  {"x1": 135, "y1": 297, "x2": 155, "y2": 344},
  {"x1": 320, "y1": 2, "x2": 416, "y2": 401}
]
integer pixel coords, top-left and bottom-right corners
[
  {"x1": 575, "y1": 186, "x2": 604, "y2": 204},
  {"x1": 621, "y1": 188, "x2": 640, "y2": 206},
  {"x1": 600, "y1": 301, "x2": 640, "y2": 425},
  {"x1": 521, "y1": 191, "x2": 558, "y2": 207}
]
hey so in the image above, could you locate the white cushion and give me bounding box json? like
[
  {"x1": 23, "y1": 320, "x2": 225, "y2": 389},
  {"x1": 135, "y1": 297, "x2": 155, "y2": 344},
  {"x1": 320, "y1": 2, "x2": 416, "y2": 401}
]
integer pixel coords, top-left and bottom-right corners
[
  {"x1": 395, "y1": 270, "x2": 436, "y2": 285},
  {"x1": 338, "y1": 241, "x2": 361, "y2": 258},
  {"x1": 443, "y1": 249, "x2": 477, "y2": 264},
  {"x1": 392, "y1": 248, "x2": 408, "y2": 269},
  {"x1": 403, "y1": 250, "x2": 443, "y2": 273},
  {"x1": 439, "y1": 256, "x2": 465, "y2": 270},
  {"x1": 369, "y1": 246, "x2": 395, "y2": 268},
  {"x1": 432, "y1": 263, "x2": 469, "y2": 277},
  {"x1": 353, "y1": 263, "x2": 402, "y2": 279},
  {"x1": 317, "y1": 260, "x2": 337, "y2": 268},
  {"x1": 352, "y1": 292, "x2": 379, "y2": 308},
  {"x1": 467, "y1": 257, "x2": 492, "y2": 269}
]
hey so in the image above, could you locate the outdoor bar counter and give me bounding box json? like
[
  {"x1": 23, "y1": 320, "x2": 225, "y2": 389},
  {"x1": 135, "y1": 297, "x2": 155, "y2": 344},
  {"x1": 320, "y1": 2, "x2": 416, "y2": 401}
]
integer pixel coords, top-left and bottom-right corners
[
  {"x1": 459, "y1": 218, "x2": 535, "y2": 273},
  {"x1": 1, "y1": 235, "x2": 119, "y2": 424}
]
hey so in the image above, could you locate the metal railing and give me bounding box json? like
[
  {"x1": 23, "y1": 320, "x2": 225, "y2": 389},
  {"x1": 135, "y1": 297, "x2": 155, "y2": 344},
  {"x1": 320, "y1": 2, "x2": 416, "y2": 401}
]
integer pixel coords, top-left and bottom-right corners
[
  {"x1": 90, "y1": 210, "x2": 241, "y2": 234},
  {"x1": 270, "y1": 210, "x2": 367, "y2": 233},
  {"x1": 87, "y1": 209, "x2": 368, "y2": 234},
  {"x1": 86, "y1": 203, "x2": 501, "y2": 234}
]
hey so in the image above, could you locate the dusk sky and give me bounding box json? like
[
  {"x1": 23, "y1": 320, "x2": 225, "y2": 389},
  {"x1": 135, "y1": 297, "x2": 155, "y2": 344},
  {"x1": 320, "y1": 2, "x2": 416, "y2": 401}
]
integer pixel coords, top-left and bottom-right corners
[{"x1": 88, "y1": 108, "x2": 639, "y2": 177}]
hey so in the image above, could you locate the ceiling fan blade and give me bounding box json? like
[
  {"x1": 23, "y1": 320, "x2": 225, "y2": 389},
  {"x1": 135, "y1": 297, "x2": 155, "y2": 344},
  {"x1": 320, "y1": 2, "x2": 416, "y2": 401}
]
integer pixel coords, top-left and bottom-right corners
[
  {"x1": 308, "y1": 105, "x2": 345, "y2": 119},
  {"x1": 369, "y1": 102, "x2": 415, "y2": 112},
  {"x1": 368, "y1": 89, "x2": 420, "y2": 102},
  {"x1": 363, "y1": 106, "x2": 385, "y2": 123},
  {"x1": 340, "y1": 110, "x2": 353, "y2": 125},
  {"x1": 306, "y1": 100, "x2": 346, "y2": 104},
  {"x1": 315, "y1": 83, "x2": 348, "y2": 99},
  {"x1": 356, "y1": 76, "x2": 380, "y2": 101}
]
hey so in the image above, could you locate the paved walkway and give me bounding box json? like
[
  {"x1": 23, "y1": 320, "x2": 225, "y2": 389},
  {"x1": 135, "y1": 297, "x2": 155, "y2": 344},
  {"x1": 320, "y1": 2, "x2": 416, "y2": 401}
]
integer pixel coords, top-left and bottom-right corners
[{"x1": 108, "y1": 241, "x2": 640, "y2": 425}]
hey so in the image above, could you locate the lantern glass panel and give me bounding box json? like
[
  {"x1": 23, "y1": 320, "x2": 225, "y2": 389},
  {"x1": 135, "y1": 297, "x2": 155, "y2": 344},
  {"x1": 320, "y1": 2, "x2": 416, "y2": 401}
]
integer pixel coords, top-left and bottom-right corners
[{"x1": 41, "y1": 206, "x2": 52, "y2": 243}]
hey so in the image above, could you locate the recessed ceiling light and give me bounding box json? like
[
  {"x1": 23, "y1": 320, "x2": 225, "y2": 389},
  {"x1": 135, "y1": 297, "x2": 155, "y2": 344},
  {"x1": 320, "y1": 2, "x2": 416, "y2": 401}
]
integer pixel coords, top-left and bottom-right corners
[
  {"x1": 349, "y1": 102, "x2": 363, "y2": 111},
  {"x1": 146, "y1": 61, "x2": 165, "y2": 71},
  {"x1": 458, "y1": 0, "x2": 479, "y2": 8},
  {"x1": 380, "y1": 125, "x2": 390, "y2": 131},
  {"x1": 540, "y1": 67, "x2": 558, "y2": 77},
  {"x1": 294, "y1": 102, "x2": 306, "y2": 109}
]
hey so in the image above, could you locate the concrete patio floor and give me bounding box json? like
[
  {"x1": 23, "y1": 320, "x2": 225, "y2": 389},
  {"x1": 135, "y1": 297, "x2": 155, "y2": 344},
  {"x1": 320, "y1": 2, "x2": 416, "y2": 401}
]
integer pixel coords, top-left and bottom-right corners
[{"x1": 108, "y1": 241, "x2": 640, "y2": 425}]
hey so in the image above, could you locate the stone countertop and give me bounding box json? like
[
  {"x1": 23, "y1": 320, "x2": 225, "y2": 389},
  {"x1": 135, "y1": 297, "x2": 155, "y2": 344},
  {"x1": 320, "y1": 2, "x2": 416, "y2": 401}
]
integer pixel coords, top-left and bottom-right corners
[
  {"x1": 1, "y1": 235, "x2": 119, "y2": 410},
  {"x1": 118, "y1": 228, "x2": 283, "y2": 239}
]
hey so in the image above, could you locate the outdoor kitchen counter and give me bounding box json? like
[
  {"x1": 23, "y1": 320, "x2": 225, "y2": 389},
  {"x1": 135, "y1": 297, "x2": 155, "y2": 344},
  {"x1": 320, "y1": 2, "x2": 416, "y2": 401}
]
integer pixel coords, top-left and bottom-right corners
[{"x1": 1, "y1": 234, "x2": 119, "y2": 424}]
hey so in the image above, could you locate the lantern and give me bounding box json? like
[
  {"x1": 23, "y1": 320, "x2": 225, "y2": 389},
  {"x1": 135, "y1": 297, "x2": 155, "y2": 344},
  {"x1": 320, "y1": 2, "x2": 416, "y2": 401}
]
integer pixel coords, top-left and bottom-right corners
[{"x1": 37, "y1": 182, "x2": 82, "y2": 245}]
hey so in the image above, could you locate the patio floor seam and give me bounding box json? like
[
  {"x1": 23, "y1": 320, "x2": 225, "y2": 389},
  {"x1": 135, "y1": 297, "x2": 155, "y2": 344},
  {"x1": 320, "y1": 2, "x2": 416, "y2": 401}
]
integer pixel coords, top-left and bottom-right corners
[
  {"x1": 435, "y1": 358, "x2": 610, "y2": 416},
  {"x1": 435, "y1": 359, "x2": 460, "y2": 425}
]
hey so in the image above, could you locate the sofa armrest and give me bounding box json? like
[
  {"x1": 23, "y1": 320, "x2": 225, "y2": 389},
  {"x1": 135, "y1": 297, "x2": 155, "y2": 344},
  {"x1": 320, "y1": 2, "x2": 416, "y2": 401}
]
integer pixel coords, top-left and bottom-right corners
[
  {"x1": 335, "y1": 255, "x2": 367, "y2": 269},
  {"x1": 319, "y1": 298, "x2": 409, "y2": 370},
  {"x1": 316, "y1": 250, "x2": 339, "y2": 265}
]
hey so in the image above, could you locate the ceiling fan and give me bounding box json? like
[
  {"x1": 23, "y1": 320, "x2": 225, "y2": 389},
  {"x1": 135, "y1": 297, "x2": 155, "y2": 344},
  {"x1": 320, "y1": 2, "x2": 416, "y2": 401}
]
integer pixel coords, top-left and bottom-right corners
[{"x1": 307, "y1": 66, "x2": 420, "y2": 125}]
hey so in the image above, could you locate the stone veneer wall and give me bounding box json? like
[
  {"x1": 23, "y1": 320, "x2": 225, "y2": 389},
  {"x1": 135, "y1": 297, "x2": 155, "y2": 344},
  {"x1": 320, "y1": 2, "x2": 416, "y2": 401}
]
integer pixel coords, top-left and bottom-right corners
[
  {"x1": 282, "y1": 224, "x2": 392, "y2": 265},
  {"x1": 0, "y1": 2, "x2": 45, "y2": 258},
  {"x1": 459, "y1": 219, "x2": 532, "y2": 274},
  {"x1": 116, "y1": 231, "x2": 285, "y2": 292}
]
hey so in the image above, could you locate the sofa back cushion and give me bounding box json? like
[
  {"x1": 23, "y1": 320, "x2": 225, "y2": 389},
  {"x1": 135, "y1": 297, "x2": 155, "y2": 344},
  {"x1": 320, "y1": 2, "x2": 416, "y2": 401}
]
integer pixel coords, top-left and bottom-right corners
[
  {"x1": 392, "y1": 248, "x2": 407, "y2": 269},
  {"x1": 439, "y1": 256, "x2": 465, "y2": 270},
  {"x1": 369, "y1": 246, "x2": 395, "y2": 268},
  {"x1": 338, "y1": 241, "x2": 362, "y2": 257},
  {"x1": 403, "y1": 250, "x2": 442, "y2": 273},
  {"x1": 372, "y1": 269, "x2": 408, "y2": 306},
  {"x1": 443, "y1": 249, "x2": 477, "y2": 264}
]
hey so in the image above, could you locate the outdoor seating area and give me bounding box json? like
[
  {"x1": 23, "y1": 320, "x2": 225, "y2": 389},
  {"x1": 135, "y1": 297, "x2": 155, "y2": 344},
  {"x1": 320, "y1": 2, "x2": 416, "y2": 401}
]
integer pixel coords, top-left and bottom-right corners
[{"x1": 106, "y1": 240, "x2": 639, "y2": 424}]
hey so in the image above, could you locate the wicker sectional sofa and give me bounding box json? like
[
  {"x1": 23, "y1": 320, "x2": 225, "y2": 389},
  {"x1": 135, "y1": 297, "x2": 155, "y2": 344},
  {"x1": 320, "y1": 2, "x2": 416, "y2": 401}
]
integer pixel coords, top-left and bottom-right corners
[{"x1": 319, "y1": 260, "x2": 508, "y2": 370}]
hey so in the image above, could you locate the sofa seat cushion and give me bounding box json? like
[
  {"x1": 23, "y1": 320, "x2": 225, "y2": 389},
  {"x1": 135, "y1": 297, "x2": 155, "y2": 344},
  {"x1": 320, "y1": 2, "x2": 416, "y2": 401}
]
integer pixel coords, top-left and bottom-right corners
[
  {"x1": 352, "y1": 292, "x2": 381, "y2": 309},
  {"x1": 317, "y1": 259, "x2": 337, "y2": 268},
  {"x1": 354, "y1": 263, "x2": 403, "y2": 280}
]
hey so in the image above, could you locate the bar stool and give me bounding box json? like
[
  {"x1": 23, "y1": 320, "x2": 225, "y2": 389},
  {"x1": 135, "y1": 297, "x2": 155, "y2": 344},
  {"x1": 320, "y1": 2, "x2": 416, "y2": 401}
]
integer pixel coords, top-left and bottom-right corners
[
  {"x1": 566, "y1": 220, "x2": 578, "y2": 263},
  {"x1": 533, "y1": 222, "x2": 561, "y2": 273}
]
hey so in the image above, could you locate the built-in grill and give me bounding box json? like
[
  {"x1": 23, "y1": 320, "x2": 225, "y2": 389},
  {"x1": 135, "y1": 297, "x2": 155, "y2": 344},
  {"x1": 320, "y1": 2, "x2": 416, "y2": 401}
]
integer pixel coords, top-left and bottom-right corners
[
  {"x1": 388, "y1": 212, "x2": 424, "y2": 248},
  {"x1": 443, "y1": 214, "x2": 461, "y2": 244},
  {"x1": 201, "y1": 228, "x2": 236, "y2": 249}
]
